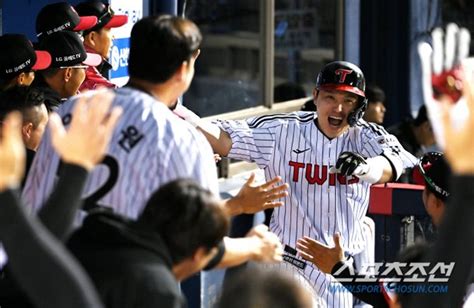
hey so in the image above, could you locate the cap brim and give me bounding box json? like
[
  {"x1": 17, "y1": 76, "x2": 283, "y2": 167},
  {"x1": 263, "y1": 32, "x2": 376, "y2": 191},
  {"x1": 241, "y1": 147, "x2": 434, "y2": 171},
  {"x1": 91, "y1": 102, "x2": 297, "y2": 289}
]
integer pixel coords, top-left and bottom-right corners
[
  {"x1": 104, "y1": 15, "x2": 128, "y2": 28},
  {"x1": 319, "y1": 84, "x2": 365, "y2": 97},
  {"x1": 83, "y1": 52, "x2": 102, "y2": 67},
  {"x1": 73, "y1": 16, "x2": 98, "y2": 31},
  {"x1": 32, "y1": 50, "x2": 52, "y2": 70}
]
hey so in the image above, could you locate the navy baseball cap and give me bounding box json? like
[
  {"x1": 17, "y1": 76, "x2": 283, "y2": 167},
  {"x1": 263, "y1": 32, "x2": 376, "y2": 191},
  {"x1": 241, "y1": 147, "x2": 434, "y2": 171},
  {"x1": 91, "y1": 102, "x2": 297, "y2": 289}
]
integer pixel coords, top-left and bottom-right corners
[
  {"x1": 38, "y1": 31, "x2": 102, "y2": 68},
  {"x1": 36, "y1": 2, "x2": 98, "y2": 38},
  {"x1": 75, "y1": 1, "x2": 128, "y2": 33},
  {"x1": 0, "y1": 34, "x2": 51, "y2": 79},
  {"x1": 414, "y1": 152, "x2": 450, "y2": 201}
]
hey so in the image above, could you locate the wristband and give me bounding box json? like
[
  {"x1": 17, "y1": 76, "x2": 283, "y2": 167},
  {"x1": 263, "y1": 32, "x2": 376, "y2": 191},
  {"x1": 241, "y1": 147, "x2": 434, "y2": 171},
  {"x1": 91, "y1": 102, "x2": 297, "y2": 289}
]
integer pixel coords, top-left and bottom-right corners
[{"x1": 355, "y1": 156, "x2": 386, "y2": 184}]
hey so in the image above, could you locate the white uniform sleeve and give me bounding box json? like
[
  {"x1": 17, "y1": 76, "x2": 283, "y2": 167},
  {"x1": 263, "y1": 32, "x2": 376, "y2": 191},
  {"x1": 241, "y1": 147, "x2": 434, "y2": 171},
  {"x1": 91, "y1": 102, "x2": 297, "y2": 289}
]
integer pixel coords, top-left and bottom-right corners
[
  {"x1": 22, "y1": 123, "x2": 61, "y2": 214},
  {"x1": 215, "y1": 118, "x2": 277, "y2": 169},
  {"x1": 159, "y1": 123, "x2": 220, "y2": 198},
  {"x1": 358, "y1": 121, "x2": 418, "y2": 180}
]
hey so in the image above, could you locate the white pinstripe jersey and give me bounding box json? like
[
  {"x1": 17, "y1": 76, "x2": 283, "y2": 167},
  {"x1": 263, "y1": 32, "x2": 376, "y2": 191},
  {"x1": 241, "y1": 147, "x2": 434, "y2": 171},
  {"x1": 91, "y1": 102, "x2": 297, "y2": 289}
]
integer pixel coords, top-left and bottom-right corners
[
  {"x1": 217, "y1": 111, "x2": 418, "y2": 306},
  {"x1": 22, "y1": 87, "x2": 219, "y2": 219}
]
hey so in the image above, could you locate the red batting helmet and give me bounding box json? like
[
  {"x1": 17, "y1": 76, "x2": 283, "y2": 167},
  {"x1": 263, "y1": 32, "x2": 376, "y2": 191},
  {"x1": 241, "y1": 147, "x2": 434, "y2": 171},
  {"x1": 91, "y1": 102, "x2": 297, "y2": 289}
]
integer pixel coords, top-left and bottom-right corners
[{"x1": 316, "y1": 61, "x2": 368, "y2": 126}]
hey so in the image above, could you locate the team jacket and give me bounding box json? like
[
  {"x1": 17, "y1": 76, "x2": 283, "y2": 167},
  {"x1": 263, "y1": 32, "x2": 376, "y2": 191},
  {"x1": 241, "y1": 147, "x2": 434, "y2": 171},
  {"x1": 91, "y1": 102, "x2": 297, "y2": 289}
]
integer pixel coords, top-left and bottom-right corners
[
  {"x1": 68, "y1": 211, "x2": 185, "y2": 308},
  {"x1": 79, "y1": 47, "x2": 116, "y2": 92}
]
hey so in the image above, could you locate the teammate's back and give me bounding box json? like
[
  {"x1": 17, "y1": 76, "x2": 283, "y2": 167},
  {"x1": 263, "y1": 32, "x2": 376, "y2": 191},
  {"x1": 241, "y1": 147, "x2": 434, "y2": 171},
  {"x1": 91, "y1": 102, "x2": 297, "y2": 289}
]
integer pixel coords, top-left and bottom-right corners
[
  {"x1": 23, "y1": 15, "x2": 216, "y2": 219},
  {"x1": 22, "y1": 87, "x2": 217, "y2": 218}
]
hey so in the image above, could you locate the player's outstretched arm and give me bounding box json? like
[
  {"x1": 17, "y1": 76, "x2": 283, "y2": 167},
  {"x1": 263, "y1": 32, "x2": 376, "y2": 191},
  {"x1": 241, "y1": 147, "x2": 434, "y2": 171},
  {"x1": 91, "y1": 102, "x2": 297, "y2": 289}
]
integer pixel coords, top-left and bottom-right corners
[
  {"x1": 214, "y1": 224, "x2": 283, "y2": 268},
  {"x1": 224, "y1": 173, "x2": 289, "y2": 216},
  {"x1": 173, "y1": 104, "x2": 233, "y2": 156},
  {"x1": 330, "y1": 152, "x2": 394, "y2": 184}
]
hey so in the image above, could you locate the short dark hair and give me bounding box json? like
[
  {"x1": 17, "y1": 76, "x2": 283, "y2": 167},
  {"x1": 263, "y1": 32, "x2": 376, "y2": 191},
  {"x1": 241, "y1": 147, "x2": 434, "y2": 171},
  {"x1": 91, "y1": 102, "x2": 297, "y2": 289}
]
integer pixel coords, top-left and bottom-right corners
[
  {"x1": 218, "y1": 268, "x2": 312, "y2": 308},
  {"x1": 128, "y1": 15, "x2": 202, "y2": 83},
  {"x1": 137, "y1": 179, "x2": 229, "y2": 264},
  {"x1": 0, "y1": 86, "x2": 46, "y2": 127},
  {"x1": 365, "y1": 85, "x2": 386, "y2": 104}
]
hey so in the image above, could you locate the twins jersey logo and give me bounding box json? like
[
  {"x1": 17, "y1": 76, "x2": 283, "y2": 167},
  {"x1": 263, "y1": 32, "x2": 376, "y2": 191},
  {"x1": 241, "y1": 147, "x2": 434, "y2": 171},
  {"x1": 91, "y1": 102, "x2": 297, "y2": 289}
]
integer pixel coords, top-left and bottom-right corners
[
  {"x1": 288, "y1": 161, "x2": 359, "y2": 185},
  {"x1": 335, "y1": 68, "x2": 353, "y2": 83}
]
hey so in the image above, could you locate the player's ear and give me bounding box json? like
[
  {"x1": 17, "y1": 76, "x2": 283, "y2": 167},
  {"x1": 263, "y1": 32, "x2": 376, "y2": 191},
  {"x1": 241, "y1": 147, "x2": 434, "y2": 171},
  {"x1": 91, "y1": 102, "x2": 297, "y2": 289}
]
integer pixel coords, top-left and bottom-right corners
[
  {"x1": 312, "y1": 88, "x2": 319, "y2": 110},
  {"x1": 83, "y1": 32, "x2": 96, "y2": 48},
  {"x1": 175, "y1": 62, "x2": 188, "y2": 82},
  {"x1": 63, "y1": 67, "x2": 73, "y2": 82},
  {"x1": 17, "y1": 72, "x2": 27, "y2": 85},
  {"x1": 22, "y1": 122, "x2": 33, "y2": 140}
]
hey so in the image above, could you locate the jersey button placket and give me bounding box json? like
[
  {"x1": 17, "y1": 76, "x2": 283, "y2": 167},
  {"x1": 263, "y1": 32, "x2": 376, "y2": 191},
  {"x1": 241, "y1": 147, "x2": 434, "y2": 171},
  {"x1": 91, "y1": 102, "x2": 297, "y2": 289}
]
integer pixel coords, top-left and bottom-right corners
[{"x1": 327, "y1": 141, "x2": 332, "y2": 193}]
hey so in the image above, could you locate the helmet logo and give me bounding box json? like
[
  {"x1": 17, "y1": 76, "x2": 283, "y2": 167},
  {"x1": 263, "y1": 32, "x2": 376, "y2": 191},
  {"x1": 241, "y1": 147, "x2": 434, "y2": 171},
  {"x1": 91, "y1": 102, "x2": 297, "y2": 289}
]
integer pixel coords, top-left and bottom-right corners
[{"x1": 335, "y1": 69, "x2": 353, "y2": 83}]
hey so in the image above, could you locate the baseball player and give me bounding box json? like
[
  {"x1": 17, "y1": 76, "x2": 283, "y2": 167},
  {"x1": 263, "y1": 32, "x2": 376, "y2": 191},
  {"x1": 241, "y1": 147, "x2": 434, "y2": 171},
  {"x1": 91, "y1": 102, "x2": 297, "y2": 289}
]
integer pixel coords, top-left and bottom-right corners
[{"x1": 176, "y1": 61, "x2": 418, "y2": 307}]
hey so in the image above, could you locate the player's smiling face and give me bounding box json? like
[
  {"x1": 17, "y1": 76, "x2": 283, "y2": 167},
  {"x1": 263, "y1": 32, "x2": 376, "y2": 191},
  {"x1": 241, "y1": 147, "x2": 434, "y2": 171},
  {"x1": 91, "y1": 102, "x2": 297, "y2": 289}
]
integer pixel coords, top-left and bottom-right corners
[{"x1": 314, "y1": 88, "x2": 358, "y2": 139}]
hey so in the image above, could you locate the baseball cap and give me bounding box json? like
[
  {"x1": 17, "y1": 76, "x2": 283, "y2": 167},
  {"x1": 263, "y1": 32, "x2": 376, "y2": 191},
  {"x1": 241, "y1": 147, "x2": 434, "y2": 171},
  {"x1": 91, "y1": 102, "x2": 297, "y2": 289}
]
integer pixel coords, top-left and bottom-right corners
[
  {"x1": 413, "y1": 152, "x2": 450, "y2": 200},
  {"x1": 36, "y1": 2, "x2": 98, "y2": 38},
  {"x1": 38, "y1": 31, "x2": 102, "y2": 68},
  {"x1": 75, "y1": 1, "x2": 128, "y2": 33},
  {"x1": 0, "y1": 34, "x2": 52, "y2": 79}
]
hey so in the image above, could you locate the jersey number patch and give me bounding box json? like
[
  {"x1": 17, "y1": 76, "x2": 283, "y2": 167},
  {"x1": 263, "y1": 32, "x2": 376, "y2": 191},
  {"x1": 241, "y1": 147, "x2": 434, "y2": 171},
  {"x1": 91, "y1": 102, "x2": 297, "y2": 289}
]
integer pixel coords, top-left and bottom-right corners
[
  {"x1": 56, "y1": 155, "x2": 119, "y2": 212},
  {"x1": 83, "y1": 155, "x2": 119, "y2": 211}
]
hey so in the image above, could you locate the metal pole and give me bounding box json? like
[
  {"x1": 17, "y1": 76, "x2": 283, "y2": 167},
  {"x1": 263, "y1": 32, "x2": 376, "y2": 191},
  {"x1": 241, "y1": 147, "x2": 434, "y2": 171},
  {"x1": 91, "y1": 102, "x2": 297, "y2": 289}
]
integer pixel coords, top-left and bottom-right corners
[
  {"x1": 260, "y1": 0, "x2": 274, "y2": 107},
  {"x1": 335, "y1": 0, "x2": 345, "y2": 60}
]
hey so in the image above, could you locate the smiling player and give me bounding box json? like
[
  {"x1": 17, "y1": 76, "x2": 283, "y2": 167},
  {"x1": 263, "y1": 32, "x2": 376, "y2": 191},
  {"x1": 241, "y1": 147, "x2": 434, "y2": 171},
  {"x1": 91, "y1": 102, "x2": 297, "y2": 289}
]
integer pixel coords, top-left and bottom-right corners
[{"x1": 175, "y1": 61, "x2": 418, "y2": 307}]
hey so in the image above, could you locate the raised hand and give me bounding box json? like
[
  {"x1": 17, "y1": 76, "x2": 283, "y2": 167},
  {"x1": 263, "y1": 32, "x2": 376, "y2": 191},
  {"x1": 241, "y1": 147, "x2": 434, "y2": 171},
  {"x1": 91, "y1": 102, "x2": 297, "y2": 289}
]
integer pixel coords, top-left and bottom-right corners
[
  {"x1": 297, "y1": 233, "x2": 344, "y2": 274},
  {"x1": 49, "y1": 91, "x2": 123, "y2": 171},
  {"x1": 331, "y1": 151, "x2": 388, "y2": 184},
  {"x1": 231, "y1": 173, "x2": 289, "y2": 215},
  {"x1": 332, "y1": 151, "x2": 368, "y2": 176},
  {"x1": 418, "y1": 23, "x2": 471, "y2": 149},
  {"x1": 441, "y1": 78, "x2": 474, "y2": 175},
  {"x1": 0, "y1": 112, "x2": 26, "y2": 190}
]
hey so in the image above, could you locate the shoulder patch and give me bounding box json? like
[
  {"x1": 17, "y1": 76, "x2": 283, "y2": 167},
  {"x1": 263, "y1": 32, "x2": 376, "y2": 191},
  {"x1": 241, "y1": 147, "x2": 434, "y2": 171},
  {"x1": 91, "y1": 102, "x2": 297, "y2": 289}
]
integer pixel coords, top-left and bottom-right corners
[{"x1": 375, "y1": 135, "x2": 398, "y2": 146}]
